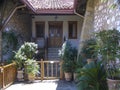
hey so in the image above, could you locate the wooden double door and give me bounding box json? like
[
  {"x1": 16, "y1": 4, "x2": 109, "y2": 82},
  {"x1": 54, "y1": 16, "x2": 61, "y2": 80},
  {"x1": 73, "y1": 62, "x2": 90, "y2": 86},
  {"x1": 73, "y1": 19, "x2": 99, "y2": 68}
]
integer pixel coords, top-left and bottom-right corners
[{"x1": 48, "y1": 21, "x2": 63, "y2": 48}]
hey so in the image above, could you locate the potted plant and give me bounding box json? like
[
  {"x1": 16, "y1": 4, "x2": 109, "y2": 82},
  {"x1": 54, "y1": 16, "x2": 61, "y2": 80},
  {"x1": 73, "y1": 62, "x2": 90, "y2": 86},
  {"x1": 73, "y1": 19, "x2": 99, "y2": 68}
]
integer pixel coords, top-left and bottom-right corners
[
  {"x1": 59, "y1": 41, "x2": 77, "y2": 81},
  {"x1": 25, "y1": 59, "x2": 39, "y2": 81},
  {"x1": 14, "y1": 42, "x2": 38, "y2": 81},
  {"x1": 62, "y1": 60, "x2": 73, "y2": 81},
  {"x1": 73, "y1": 54, "x2": 87, "y2": 82},
  {"x1": 95, "y1": 29, "x2": 120, "y2": 90},
  {"x1": 77, "y1": 61, "x2": 108, "y2": 90},
  {"x1": 80, "y1": 38, "x2": 97, "y2": 64}
]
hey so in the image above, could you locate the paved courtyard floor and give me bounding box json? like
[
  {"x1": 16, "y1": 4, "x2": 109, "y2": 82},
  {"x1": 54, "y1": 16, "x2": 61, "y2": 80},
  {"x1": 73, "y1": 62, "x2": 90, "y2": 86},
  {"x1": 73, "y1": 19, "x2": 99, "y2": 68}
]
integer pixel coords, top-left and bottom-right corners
[{"x1": 5, "y1": 80, "x2": 78, "y2": 90}]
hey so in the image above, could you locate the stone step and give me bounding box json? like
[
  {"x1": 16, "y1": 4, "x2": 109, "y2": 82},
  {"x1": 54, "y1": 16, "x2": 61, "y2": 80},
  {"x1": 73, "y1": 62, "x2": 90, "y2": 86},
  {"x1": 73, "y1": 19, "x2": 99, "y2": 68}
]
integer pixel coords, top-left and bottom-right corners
[
  {"x1": 48, "y1": 48, "x2": 61, "y2": 51},
  {"x1": 48, "y1": 55, "x2": 60, "y2": 59},
  {"x1": 47, "y1": 48, "x2": 61, "y2": 60},
  {"x1": 48, "y1": 53, "x2": 59, "y2": 57},
  {"x1": 48, "y1": 48, "x2": 61, "y2": 53}
]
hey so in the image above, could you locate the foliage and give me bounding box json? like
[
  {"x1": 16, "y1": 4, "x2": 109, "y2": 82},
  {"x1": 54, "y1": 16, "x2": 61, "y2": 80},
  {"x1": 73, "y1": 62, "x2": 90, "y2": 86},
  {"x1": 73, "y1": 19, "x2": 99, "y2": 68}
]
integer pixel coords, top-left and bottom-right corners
[
  {"x1": 95, "y1": 29, "x2": 120, "y2": 61},
  {"x1": 77, "y1": 61, "x2": 108, "y2": 90},
  {"x1": 107, "y1": 63, "x2": 120, "y2": 80},
  {"x1": 81, "y1": 38, "x2": 97, "y2": 59},
  {"x1": 25, "y1": 59, "x2": 39, "y2": 75},
  {"x1": 95, "y1": 29, "x2": 120, "y2": 80},
  {"x1": 73, "y1": 54, "x2": 87, "y2": 73},
  {"x1": 59, "y1": 41, "x2": 77, "y2": 72},
  {"x1": 62, "y1": 60, "x2": 74, "y2": 72},
  {"x1": 14, "y1": 42, "x2": 38, "y2": 70},
  {"x1": 2, "y1": 31, "x2": 19, "y2": 62},
  {"x1": 59, "y1": 41, "x2": 77, "y2": 61},
  {"x1": 101, "y1": 0, "x2": 120, "y2": 9}
]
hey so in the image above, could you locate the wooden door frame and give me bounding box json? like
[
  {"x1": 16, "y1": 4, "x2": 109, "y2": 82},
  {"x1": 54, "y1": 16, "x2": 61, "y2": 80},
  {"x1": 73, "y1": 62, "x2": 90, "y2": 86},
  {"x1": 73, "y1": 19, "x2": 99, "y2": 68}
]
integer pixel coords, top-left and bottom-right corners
[
  {"x1": 48, "y1": 21, "x2": 63, "y2": 47},
  {"x1": 48, "y1": 21, "x2": 63, "y2": 36}
]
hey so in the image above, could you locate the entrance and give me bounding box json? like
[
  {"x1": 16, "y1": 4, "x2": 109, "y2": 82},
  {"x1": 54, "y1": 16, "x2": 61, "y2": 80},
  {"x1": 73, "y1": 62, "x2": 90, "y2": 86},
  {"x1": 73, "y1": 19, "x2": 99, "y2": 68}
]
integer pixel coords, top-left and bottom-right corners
[{"x1": 48, "y1": 21, "x2": 63, "y2": 47}]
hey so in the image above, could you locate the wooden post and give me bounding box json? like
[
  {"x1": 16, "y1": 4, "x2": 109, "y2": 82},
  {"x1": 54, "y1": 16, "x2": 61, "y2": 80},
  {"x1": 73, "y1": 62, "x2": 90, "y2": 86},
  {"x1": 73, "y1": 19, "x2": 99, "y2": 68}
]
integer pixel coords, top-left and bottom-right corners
[
  {"x1": 2, "y1": 67, "x2": 5, "y2": 88},
  {"x1": 60, "y1": 60, "x2": 64, "y2": 80},
  {"x1": 41, "y1": 59, "x2": 44, "y2": 81},
  {"x1": 0, "y1": 67, "x2": 3, "y2": 89}
]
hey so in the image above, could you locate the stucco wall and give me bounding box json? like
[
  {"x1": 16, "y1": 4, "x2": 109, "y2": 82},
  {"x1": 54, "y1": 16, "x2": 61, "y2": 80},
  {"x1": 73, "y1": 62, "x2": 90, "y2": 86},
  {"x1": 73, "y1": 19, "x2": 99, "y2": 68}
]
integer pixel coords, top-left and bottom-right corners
[
  {"x1": 32, "y1": 15, "x2": 83, "y2": 48},
  {"x1": 94, "y1": 0, "x2": 120, "y2": 31}
]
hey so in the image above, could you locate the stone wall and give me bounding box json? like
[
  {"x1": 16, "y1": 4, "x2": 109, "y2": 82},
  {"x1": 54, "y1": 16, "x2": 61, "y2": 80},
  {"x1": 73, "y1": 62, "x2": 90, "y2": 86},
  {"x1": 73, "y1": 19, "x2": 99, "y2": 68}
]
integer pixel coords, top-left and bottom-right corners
[
  {"x1": 94, "y1": 0, "x2": 120, "y2": 31},
  {"x1": 5, "y1": 10, "x2": 32, "y2": 42},
  {"x1": 0, "y1": 1, "x2": 32, "y2": 61},
  {"x1": 1, "y1": 0, "x2": 32, "y2": 42}
]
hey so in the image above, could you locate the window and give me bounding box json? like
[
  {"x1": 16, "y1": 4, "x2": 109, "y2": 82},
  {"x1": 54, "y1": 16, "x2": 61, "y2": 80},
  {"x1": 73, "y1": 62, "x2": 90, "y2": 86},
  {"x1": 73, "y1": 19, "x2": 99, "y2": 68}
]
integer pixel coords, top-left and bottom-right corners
[
  {"x1": 68, "y1": 21, "x2": 77, "y2": 39},
  {"x1": 35, "y1": 22, "x2": 45, "y2": 38}
]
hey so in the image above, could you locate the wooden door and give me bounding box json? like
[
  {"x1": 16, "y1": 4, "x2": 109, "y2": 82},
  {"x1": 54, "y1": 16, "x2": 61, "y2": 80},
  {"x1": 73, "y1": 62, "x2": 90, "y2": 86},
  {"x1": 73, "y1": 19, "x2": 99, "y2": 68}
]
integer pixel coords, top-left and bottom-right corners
[{"x1": 48, "y1": 22, "x2": 63, "y2": 47}]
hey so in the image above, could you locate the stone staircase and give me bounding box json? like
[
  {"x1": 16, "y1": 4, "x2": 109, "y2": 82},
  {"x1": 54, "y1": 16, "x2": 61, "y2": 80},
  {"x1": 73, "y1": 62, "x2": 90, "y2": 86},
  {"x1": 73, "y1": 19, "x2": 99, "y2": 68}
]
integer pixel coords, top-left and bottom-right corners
[{"x1": 47, "y1": 48, "x2": 61, "y2": 60}]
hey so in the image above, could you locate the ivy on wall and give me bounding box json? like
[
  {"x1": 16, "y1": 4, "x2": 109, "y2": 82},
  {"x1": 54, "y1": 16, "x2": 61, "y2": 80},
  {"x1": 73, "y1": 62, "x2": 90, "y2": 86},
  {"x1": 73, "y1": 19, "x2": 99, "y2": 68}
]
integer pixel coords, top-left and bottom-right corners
[{"x1": 2, "y1": 30, "x2": 23, "y2": 63}]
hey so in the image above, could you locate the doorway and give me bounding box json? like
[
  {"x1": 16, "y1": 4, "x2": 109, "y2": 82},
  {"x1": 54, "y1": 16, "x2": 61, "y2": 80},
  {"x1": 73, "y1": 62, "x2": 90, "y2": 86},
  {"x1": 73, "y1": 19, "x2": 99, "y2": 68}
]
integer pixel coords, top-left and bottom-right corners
[{"x1": 48, "y1": 21, "x2": 63, "y2": 48}]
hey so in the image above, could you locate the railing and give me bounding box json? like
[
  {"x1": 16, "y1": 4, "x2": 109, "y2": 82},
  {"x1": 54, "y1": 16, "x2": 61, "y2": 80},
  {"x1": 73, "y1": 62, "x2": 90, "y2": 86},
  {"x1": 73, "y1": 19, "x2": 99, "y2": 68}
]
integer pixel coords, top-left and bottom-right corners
[
  {"x1": 36, "y1": 59, "x2": 63, "y2": 80},
  {"x1": 0, "y1": 63, "x2": 17, "y2": 89}
]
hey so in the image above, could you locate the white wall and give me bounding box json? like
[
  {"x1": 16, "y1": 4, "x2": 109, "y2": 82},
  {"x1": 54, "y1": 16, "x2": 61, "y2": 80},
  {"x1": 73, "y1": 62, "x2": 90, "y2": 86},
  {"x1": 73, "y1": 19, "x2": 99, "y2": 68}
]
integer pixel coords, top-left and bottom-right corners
[{"x1": 32, "y1": 15, "x2": 83, "y2": 48}]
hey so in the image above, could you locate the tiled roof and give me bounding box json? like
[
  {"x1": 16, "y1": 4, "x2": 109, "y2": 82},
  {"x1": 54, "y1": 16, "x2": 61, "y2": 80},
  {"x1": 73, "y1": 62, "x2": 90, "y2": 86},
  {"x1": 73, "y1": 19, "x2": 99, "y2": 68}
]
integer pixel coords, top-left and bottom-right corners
[{"x1": 21, "y1": 0, "x2": 76, "y2": 14}]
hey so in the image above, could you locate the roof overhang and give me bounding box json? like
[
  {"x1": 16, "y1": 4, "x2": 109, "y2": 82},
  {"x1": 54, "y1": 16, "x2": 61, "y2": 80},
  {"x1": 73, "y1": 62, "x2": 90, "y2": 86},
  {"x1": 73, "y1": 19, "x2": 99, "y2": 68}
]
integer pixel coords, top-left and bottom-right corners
[{"x1": 21, "y1": 0, "x2": 76, "y2": 14}]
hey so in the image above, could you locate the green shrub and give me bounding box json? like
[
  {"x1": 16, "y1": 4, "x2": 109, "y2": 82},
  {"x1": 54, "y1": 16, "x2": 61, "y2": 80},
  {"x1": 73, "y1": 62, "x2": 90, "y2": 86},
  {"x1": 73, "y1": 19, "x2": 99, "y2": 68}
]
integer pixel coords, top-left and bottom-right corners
[
  {"x1": 77, "y1": 61, "x2": 108, "y2": 90},
  {"x1": 14, "y1": 42, "x2": 38, "y2": 70},
  {"x1": 81, "y1": 38, "x2": 97, "y2": 59}
]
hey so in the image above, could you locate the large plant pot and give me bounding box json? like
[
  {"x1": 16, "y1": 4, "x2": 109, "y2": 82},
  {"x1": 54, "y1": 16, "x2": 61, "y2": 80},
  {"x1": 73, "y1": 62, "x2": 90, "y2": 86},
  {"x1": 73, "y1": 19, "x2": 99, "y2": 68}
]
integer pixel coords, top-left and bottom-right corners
[
  {"x1": 28, "y1": 74, "x2": 35, "y2": 81},
  {"x1": 73, "y1": 73, "x2": 78, "y2": 82},
  {"x1": 17, "y1": 70, "x2": 24, "y2": 81},
  {"x1": 64, "y1": 72, "x2": 72, "y2": 81},
  {"x1": 87, "y1": 59, "x2": 94, "y2": 64},
  {"x1": 107, "y1": 78, "x2": 120, "y2": 90}
]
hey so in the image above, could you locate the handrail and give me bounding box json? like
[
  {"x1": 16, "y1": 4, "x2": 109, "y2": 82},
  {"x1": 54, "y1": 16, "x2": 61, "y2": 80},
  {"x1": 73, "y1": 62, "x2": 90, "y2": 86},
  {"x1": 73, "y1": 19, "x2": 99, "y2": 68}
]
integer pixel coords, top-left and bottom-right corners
[
  {"x1": 37, "y1": 60, "x2": 60, "y2": 63},
  {"x1": 0, "y1": 63, "x2": 17, "y2": 89},
  {"x1": 2, "y1": 62, "x2": 16, "y2": 68}
]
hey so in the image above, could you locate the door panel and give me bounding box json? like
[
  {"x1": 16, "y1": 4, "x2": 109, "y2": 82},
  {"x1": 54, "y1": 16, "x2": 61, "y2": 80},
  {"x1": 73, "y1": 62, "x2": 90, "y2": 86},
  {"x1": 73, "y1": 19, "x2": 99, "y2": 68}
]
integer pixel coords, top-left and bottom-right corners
[{"x1": 48, "y1": 22, "x2": 63, "y2": 47}]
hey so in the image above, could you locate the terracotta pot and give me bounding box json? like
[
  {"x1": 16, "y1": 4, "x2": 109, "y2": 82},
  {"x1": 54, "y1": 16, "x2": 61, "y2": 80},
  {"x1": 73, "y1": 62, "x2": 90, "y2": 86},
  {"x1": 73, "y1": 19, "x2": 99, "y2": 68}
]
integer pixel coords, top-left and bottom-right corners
[
  {"x1": 64, "y1": 72, "x2": 72, "y2": 81},
  {"x1": 73, "y1": 73, "x2": 78, "y2": 82},
  {"x1": 28, "y1": 74, "x2": 35, "y2": 81},
  {"x1": 17, "y1": 70, "x2": 24, "y2": 81},
  {"x1": 107, "y1": 78, "x2": 120, "y2": 90},
  {"x1": 87, "y1": 59, "x2": 94, "y2": 64}
]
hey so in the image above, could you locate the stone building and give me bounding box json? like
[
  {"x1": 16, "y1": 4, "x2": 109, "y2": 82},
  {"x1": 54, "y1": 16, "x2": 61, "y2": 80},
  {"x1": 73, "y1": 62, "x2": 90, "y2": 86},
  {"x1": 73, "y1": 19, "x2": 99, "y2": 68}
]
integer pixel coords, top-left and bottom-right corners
[{"x1": 0, "y1": 0, "x2": 119, "y2": 61}]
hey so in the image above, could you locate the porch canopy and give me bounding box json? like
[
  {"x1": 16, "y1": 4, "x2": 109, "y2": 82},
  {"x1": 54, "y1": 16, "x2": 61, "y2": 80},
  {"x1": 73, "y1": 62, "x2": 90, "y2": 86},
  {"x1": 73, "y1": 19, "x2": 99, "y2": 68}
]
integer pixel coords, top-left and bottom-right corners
[{"x1": 21, "y1": 0, "x2": 76, "y2": 14}]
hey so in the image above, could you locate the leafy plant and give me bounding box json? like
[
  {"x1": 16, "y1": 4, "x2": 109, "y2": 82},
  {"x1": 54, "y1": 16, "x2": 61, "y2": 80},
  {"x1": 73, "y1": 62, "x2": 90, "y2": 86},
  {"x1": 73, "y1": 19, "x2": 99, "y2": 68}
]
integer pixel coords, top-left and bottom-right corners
[
  {"x1": 62, "y1": 60, "x2": 74, "y2": 72},
  {"x1": 59, "y1": 41, "x2": 77, "y2": 61},
  {"x1": 95, "y1": 29, "x2": 120, "y2": 80},
  {"x1": 81, "y1": 38, "x2": 97, "y2": 59},
  {"x1": 77, "y1": 61, "x2": 108, "y2": 90},
  {"x1": 2, "y1": 31, "x2": 19, "y2": 62},
  {"x1": 25, "y1": 59, "x2": 39, "y2": 75},
  {"x1": 14, "y1": 42, "x2": 38, "y2": 70},
  {"x1": 73, "y1": 54, "x2": 87, "y2": 73},
  {"x1": 59, "y1": 41, "x2": 77, "y2": 72}
]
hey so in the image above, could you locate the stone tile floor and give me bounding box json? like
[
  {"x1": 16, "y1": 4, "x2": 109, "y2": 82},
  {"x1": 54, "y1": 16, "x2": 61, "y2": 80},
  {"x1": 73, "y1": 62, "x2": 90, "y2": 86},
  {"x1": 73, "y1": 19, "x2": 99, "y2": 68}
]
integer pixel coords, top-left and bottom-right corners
[{"x1": 5, "y1": 80, "x2": 78, "y2": 90}]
